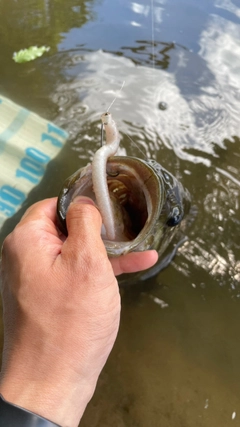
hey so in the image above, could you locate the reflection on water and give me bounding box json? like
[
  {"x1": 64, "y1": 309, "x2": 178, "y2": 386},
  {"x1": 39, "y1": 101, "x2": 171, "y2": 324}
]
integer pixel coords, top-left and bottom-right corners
[
  {"x1": 53, "y1": 45, "x2": 240, "y2": 167},
  {"x1": 215, "y1": 0, "x2": 240, "y2": 18},
  {"x1": 0, "y1": 0, "x2": 240, "y2": 425}
]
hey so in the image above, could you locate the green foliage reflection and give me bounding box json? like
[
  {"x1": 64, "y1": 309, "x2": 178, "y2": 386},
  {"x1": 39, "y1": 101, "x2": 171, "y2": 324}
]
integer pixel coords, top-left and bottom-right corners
[{"x1": 0, "y1": 0, "x2": 95, "y2": 52}]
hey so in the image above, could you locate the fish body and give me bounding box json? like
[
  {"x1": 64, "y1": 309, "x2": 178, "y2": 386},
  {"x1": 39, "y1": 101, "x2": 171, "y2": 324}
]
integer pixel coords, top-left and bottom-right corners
[{"x1": 57, "y1": 112, "x2": 191, "y2": 283}]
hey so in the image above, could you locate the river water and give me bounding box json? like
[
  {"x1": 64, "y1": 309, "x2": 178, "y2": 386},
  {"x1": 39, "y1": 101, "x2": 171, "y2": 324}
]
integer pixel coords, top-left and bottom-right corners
[{"x1": 0, "y1": 0, "x2": 240, "y2": 425}]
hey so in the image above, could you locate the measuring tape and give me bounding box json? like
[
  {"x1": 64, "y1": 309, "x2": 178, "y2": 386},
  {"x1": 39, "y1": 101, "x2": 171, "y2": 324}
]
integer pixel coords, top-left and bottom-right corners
[{"x1": 0, "y1": 95, "x2": 68, "y2": 228}]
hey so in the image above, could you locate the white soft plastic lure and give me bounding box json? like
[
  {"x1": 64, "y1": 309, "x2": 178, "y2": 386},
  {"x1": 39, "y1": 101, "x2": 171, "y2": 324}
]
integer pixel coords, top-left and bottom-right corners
[{"x1": 91, "y1": 112, "x2": 120, "y2": 240}]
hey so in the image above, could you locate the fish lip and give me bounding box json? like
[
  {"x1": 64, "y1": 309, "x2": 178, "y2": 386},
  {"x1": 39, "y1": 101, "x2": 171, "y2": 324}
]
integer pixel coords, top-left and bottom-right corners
[{"x1": 57, "y1": 156, "x2": 164, "y2": 255}]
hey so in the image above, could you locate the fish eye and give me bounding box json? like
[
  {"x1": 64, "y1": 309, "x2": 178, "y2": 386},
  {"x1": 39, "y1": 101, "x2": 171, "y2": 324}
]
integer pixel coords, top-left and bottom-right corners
[
  {"x1": 166, "y1": 206, "x2": 182, "y2": 227},
  {"x1": 163, "y1": 172, "x2": 170, "y2": 180}
]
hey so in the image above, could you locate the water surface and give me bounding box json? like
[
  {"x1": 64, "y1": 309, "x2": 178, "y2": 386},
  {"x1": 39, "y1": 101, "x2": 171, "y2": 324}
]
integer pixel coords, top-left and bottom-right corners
[{"x1": 0, "y1": 0, "x2": 240, "y2": 425}]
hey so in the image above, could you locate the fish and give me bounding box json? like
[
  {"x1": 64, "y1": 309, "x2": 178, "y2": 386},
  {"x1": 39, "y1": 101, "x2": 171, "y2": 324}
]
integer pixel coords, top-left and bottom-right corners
[{"x1": 57, "y1": 112, "x2": 191, "y2": 282}]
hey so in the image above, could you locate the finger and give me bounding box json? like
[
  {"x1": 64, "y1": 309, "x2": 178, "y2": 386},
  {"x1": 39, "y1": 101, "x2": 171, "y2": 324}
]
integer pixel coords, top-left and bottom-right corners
[
  {"x1": 20, "y1": 198, "x2": 58, "y2": 226},
  {"x1": 62, "y1": 196, "x2": 106, "y2": 264},
  {"x1": 18, "y1": 198, "x2": 61, "y2": 247},
  {"x1": 65, "y1": 196, "x2": 102, "y2": 241},
  {"x1": 4, "y1": 198, "x2": 62, "y2": 261},
  {"x1": 110, "y1": 250, "x2": 158, "y2": 276},
  {"x1": 13, "y1": 197, "x2": 60, "y2": 244}
]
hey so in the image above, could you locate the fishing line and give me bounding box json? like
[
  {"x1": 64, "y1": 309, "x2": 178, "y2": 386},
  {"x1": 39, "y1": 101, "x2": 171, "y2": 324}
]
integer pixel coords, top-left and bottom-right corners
[
  {"x1": 125, "y1": 133, "x2": 148, "y2": 160},
  {"x1": 150, "y1": 0, "x2": 155, "y2": 72},
  {"x1": 120, "y1": 0, "x2": 157, "y2": 160},
  {"x1": 102, "y1": 0, "x2": 156, "y2": 155},
  {"x1": 107, "y1": 80, "x2": 125, "y2": 112},
  {"x1": 125, "y1": 0, "x2": 156, "y2": 159},
  {"x1": 101, "y1": 122, "x2": 104, "y2": 147}
]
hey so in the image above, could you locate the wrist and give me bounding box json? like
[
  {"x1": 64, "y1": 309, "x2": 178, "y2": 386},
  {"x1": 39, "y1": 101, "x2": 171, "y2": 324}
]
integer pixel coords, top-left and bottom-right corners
[
  {"x1": 0, "y1": 358, "x2": 97, "y2": 427},
  {"x1": 0, "y1": 394, "x2": 62, "y2": 427}
]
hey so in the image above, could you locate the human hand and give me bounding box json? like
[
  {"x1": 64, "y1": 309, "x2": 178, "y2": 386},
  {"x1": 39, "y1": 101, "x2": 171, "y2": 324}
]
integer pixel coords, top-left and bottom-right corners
[{"x1": 0, "y1": 197, "x2": 157, "y2": 427}]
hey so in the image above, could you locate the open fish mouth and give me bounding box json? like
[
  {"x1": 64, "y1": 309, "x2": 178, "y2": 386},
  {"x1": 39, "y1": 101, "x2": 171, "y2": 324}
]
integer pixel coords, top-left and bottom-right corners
[
  {"x1": 57, "y1": 112, "x2": 191, "y2": 258},
  {"x1": 57, "y1": 155, "x2": 191, "y2": 257},
  {"x1": 58, "y1": 155, "x2": 164, "y2": 256}
]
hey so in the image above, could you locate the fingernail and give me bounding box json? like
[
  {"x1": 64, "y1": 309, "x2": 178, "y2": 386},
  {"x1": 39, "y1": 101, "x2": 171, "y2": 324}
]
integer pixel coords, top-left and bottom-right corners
[{"x1": 72, "y1": 196, "x2": 96, "y2": 206}]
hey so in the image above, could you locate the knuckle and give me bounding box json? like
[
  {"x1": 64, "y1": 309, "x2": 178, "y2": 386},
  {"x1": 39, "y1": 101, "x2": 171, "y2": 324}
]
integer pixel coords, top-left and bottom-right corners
[
  {"x1": 2, "y1": 231, "x2": 15, "y2": 256},
  {"x1": 2, "y1": 223, "x2": 28, "y2": 260},
  {"x1": 67, "y1": 202, "x2": 102, "y2": 227}
]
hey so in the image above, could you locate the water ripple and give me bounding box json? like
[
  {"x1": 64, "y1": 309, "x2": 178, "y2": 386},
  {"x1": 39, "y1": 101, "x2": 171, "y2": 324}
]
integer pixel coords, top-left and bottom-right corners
[{"x1": 51, "y1": 34, "x2": 240, "y2": 167}]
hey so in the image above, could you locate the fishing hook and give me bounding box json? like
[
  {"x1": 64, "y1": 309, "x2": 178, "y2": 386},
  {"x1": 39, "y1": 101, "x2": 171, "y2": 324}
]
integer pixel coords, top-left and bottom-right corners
[{"x1": 101, "y1": 122, "x2": 104, "y2": 147}]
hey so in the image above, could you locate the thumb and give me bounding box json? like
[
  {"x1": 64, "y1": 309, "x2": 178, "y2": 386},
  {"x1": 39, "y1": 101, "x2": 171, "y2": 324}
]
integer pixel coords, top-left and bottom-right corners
[{"x1": 64, "y1": 196, "x2": 104, "y2": 259}]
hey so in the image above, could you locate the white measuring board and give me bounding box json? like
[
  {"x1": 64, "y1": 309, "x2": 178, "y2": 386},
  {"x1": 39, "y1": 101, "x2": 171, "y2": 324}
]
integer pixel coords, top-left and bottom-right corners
[{"x1": 0, "y1": 94, "x2": 68, "y2": 229}]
